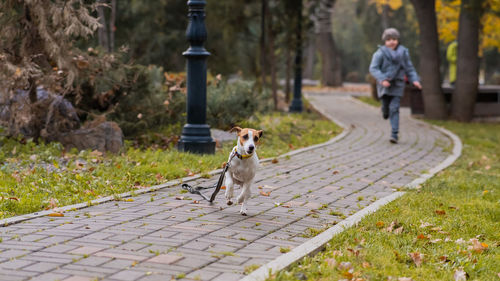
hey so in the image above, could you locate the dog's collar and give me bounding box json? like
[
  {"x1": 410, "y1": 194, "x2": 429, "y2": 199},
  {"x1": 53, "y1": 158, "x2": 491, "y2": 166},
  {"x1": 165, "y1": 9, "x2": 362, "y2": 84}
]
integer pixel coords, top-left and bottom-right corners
[{"x1": 233, "y1": 147, "x2": 253, "y2": 159}]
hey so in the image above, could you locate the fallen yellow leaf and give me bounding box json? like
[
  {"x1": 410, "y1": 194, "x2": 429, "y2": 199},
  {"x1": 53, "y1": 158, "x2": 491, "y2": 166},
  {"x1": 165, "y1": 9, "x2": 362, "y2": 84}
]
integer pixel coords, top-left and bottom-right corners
[
  {"x1": 48, "y1": 212, "x2": 64, "y2": 217},
  {"x1": 435, "y1": 209, "x2": 446, "y2": 215},
  {"x1": 259, "y1": 191, "x2": 271, "y2": 196}
]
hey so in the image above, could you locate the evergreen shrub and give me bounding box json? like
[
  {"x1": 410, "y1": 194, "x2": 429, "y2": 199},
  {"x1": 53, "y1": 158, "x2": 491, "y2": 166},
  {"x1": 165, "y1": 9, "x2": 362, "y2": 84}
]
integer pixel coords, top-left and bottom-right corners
[{"x1": 207, "y1": 80, "x2": 272, "y2": 129}]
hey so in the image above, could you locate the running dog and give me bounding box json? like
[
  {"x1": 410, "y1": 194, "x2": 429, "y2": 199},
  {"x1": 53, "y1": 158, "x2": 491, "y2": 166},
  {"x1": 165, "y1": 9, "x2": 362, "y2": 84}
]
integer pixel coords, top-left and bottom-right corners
[{"x1": 224, "y1": 126, "x2": 263, "y2": 215}]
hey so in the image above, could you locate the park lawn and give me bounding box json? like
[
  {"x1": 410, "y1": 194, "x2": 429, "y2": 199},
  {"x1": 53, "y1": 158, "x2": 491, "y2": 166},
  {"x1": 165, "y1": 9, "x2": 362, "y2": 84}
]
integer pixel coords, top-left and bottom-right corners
[
  {"x1": 0, "y1": 111, "x2": 340, "y2": 219},
  {"x1": 268, "y1": 120, "x2": 500, "y2": 281}
]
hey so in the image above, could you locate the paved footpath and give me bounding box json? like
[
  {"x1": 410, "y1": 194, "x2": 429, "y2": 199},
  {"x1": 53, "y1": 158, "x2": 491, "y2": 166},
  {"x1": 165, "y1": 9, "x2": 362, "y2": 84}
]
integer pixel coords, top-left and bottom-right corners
[{"x1": 0, "y1": 90, "x2": 452, "y2": 281}]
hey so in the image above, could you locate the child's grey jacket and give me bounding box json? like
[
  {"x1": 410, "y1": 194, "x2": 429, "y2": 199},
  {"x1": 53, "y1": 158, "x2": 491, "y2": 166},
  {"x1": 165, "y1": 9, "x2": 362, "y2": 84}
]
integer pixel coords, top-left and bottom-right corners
[{"x1": 369, "y1": 45, "x2": 419, "y2": 98}]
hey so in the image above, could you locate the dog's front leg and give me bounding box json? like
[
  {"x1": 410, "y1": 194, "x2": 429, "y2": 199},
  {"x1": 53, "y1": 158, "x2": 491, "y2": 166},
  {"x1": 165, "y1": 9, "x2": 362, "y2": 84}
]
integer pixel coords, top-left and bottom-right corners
[
  {"x1": 224, "y1": 172, "x2": 234, "y2": 205},
  {"x1": 238, "y1": 182, "x2": 252, "y2": 216}
]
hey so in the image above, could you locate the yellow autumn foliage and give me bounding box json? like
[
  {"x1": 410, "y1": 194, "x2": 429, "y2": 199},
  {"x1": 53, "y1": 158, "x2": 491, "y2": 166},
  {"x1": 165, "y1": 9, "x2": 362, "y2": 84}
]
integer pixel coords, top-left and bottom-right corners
[
  {"x1": 369, "y1": 0, "x2": 403, "y2": 13},
  {"x1": 436, "y1": 0, "x2": 500, "y2": 52}
]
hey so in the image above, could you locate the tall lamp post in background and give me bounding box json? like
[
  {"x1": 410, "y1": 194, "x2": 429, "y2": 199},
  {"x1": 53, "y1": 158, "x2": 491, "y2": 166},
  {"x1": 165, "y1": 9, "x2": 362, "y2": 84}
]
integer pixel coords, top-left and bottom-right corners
[
  {"x1": 178, "y1": 0, "x2": 215, "y2": 154},
  {"x1": 289, "y1": 0, "x2": 303, "y2": 113}
]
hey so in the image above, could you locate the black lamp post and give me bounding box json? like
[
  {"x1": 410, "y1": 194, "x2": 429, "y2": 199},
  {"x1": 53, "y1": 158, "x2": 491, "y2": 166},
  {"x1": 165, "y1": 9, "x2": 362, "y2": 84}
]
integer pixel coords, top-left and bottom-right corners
[
  {"x1": 289, "y1": 0, "x2": 303, "y2": 113},
  {"x1": 178, "y1": 0, "x2": 215, "y2": 154}
]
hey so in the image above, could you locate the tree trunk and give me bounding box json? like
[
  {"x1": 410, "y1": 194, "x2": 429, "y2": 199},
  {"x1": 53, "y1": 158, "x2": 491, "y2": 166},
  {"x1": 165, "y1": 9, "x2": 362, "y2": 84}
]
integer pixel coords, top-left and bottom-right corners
[
  {"x1": 109, "y1": 0, "x2": 116, "y2": 52},
  {"x1": 410, "y1": 0, "x2": 447, "y2": 119},
  {"x1": 97, "y1": 0, "x2": 109, "y2": 51},
  {"x1": 381, "y1": 4, "x2": 389, "y2": 29},
  {"x1": 451, "y1": 0, "x2": 484, "y2": 122},
  {"x1": 268, "y1": 9, "x2": 278, "y2": 110},
  {"x1": 260, "y1": 0, "x2": 268, "y2": 88},
  {"x1": 285, "y1": 38, "x2": 292, "y2": 103},
  {"x1": 303, "y1": 33, "x2": 316, "y2": 80},
  {"x1": 315, "y1": 0, "x2": 342, "y2": 86}
]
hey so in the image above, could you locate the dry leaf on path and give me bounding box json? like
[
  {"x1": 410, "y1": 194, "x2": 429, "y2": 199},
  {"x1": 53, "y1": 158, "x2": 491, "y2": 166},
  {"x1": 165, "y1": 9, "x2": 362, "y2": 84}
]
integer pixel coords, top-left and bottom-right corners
[
  {"x1": 259, "y1": 191, "x2": 271, "y2": 196},
  {"x1": 48, "y1": 212, "x2": 64, "y2": 217}
]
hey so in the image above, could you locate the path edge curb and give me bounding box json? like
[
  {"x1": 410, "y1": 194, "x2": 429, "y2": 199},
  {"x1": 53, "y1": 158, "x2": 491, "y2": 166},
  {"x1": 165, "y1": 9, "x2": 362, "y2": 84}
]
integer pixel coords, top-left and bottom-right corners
[{"x1": 240, "y1": 93, "x2": 463, "y2": 281}]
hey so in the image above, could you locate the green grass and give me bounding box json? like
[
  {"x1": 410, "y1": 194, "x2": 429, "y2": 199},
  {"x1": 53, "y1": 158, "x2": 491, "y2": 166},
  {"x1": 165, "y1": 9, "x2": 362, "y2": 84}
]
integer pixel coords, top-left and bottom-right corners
[
  {"x1": 269, "y1": 121, "x2": 500, "y2": 281},
  {"x1": 0, "y1": 111, "x2": 340, "y2": 219}
]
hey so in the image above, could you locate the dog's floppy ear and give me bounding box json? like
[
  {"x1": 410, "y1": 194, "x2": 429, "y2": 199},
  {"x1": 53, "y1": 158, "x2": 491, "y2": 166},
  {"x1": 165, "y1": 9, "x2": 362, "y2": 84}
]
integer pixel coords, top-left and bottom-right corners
[
  {"x1": 229, "y1": 126, "x2": 242, "y2": 134},
  {"x1": 257, "y1": 130, "x2": 263, "y2": 138}
]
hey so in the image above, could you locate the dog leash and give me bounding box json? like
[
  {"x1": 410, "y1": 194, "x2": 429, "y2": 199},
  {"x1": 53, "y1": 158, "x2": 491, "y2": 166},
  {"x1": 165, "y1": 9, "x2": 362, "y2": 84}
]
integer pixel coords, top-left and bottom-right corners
[{"x1": 181, "y1": 150, "x2": 238, "y2": 203}]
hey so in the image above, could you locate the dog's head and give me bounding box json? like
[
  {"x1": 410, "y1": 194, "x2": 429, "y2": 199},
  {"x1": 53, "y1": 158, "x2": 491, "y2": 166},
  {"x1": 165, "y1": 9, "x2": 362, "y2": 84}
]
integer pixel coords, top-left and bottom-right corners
[{"x1": 230, "y1": 126, "x2": 263, "y2": 155}]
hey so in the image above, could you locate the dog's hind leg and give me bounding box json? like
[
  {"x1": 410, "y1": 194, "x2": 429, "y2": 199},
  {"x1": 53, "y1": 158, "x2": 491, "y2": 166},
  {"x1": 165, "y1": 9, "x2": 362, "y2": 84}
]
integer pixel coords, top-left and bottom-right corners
[
  {"x1": 224, "y1": 172, "x2": 234, "y2": 205},
  {"x1": 238, "y1": 183, "x2": 252, "y2": 216}
]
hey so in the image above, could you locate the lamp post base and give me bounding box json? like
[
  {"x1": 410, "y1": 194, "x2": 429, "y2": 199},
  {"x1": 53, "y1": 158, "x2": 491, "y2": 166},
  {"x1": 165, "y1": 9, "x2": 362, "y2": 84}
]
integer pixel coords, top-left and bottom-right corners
[
  {"x1": 289, "y1": 99, "x2": 303, "y2": 113},
  {"x1": 178, "y1": 124, "x2": 215, "y2": 154}
]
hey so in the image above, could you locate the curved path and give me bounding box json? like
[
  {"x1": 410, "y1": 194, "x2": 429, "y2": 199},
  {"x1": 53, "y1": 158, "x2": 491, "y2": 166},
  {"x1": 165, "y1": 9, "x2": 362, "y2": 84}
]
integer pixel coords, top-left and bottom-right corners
[{"x1": 0, "y1": 91, "x2": 452, "y2": 281}]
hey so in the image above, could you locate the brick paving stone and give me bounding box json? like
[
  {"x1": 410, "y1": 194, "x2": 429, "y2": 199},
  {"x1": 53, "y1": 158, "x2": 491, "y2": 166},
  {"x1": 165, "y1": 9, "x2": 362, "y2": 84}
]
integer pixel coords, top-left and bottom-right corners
[
  {"x1": 0, "y1": 241, "x2": 46, "y2": 251},
  {"x1": 145, "y1": 254, "x2": 183, "y2": 264},
  {"x1": 217, "y1": 256, "x2": 250, "y2": 266},
  {"x1": 0, "y1": 259, "x2": 35, "y2": 269},
  {"x1": 21, "y1": 261, "x2": 61, "y2": 272},
  {"x1": 68, "y1": 246, "x2": 104, "y2": 256},
  {"x1": 73, "y1": 256, "x2": 112, "y2": 267},
  {"x1": 211, "y1": 272, "x2": 245, "y2": 281},
  {"x1": 185, "y1": 269, "x2": 221, "y2": 281},
  {"x1": 174, "y1": 255, "x2": 215, "y2": 268},
  {"x1": 0, "y1": 267, "x2": 41, "y2": 277},
  {"x1": 62, "y1": 276, "x2": 95, "y2": 281},
  {"x1": 107, "y1": 269, "x2": 145, "y2": 281},
  {"x1": 94, "y1": 251, "x2": 151, "y2": 261},
  {"x1": 29, "y1": 272, "x2": 70, "y2": 281},
  {"x1": 101, "y1": 258, "x2": 137, "y2": 269},
  {"x1": 0, "y1": 249, "x2": 28, "y2": 259}
]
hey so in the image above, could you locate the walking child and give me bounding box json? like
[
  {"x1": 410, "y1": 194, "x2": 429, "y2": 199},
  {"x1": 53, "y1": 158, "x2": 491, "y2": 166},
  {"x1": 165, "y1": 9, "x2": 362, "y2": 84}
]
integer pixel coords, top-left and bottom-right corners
[{"x1": 369, "y1": 28, "x2": 422, "y2": 143}]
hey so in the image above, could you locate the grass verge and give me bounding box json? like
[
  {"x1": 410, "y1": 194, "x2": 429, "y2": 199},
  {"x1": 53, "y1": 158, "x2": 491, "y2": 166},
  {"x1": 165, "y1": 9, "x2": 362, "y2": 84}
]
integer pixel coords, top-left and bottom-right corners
[
  {"x1": 268, "y1": 121, "x2": 499, "y2": 281},
  {"x1": 0, "y1": 111, "x2": 340, "y2": 219}
]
